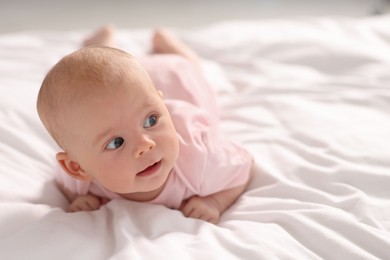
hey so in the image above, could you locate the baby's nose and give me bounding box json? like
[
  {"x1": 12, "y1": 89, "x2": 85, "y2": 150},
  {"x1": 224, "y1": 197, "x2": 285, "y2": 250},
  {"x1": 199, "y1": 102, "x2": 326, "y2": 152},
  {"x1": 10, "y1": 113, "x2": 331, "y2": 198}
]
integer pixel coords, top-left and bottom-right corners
[{"x1": 134, "y1": 135, "x2": 156, "y2": 158}]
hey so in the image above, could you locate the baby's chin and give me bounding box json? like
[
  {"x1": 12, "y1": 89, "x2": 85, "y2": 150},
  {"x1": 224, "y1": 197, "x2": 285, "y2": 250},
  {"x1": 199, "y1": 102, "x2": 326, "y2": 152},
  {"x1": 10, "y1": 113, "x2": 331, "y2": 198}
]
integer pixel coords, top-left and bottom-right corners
[{"x1": 116, "y1": 169, "x2": 172, "y2": 201}]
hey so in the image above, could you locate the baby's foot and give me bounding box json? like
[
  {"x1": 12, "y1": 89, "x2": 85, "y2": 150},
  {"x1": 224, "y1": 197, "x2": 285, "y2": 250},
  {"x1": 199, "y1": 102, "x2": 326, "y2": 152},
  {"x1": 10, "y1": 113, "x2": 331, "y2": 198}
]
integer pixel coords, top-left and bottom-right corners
[
  {"x1": 152, "y1": 28, "x2": 199, "y2": 65},
  {"x1": 83, "y1": 25, "x2": 116, "y2": 47}
]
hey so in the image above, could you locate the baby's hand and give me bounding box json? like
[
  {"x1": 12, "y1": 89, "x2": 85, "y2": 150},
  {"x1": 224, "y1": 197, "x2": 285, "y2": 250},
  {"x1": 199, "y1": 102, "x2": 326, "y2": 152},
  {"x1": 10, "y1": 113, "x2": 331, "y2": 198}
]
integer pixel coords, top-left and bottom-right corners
[
  {"x1": 179, "y1": 195, "x2": 221, "y2": 224},
  {"x1": 68, "y1": 194, "x2": 102, "y2": 213}
]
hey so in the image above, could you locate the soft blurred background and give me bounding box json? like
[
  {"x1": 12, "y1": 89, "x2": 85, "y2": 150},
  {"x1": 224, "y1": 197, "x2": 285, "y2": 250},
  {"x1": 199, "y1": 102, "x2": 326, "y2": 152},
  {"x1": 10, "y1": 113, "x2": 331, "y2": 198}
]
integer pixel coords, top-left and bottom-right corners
[{"x1": 1, "y1": 0, "x2": 389, "y2": 32}]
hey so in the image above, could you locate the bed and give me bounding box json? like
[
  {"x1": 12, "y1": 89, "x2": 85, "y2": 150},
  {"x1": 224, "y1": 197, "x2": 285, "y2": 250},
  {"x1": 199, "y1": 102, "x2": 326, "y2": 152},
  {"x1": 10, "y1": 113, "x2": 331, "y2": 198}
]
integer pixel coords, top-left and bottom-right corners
[{"x1": 1, "y1": 15, "x2": 389, "y2": 259}]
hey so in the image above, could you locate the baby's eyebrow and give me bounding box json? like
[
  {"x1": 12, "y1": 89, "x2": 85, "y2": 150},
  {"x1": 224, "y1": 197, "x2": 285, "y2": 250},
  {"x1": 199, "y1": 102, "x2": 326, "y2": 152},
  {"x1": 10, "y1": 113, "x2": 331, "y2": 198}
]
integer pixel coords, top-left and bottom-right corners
[{"x1": 93, "y1": 128, "x2": 113, "y2": 147}]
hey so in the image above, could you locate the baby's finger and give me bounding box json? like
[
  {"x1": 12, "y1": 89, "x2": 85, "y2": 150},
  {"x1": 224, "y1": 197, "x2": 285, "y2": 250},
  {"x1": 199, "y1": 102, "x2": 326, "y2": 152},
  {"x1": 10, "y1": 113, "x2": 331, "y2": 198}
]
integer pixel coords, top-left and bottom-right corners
[
  {"x1": 205, "y1": 216, "x2": 219, "y2": 224},
  {"x1": 86, "y1": 199, "x2": 101, "y2": 210},
  {"x1": 180, "y1": 202, "x2": 197, "y2": 217},
  {"x1": 68, "y1": 205, "x2": 81, "y2": 213}
]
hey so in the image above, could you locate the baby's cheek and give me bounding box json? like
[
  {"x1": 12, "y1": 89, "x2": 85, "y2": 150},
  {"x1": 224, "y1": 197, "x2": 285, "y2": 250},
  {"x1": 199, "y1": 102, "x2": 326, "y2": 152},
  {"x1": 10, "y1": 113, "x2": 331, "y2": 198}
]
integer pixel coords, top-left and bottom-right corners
[
  {"x1": 162, "y1": 133, "x2": 179, "y2": 161},
  {"x1": 94, "y1": 166, "x2": 134, "y2": 193}
]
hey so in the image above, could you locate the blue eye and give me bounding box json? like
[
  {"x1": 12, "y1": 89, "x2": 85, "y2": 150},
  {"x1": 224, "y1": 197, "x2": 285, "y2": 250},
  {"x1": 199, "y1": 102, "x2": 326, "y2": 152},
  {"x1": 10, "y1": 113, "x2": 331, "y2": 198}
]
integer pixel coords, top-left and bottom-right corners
[
  {"x1": 106, "y1": 137, "x2": 124, "y2": 150},
  {"x1": 144, "y1": 114, "x2": 158, "y2": 128}
]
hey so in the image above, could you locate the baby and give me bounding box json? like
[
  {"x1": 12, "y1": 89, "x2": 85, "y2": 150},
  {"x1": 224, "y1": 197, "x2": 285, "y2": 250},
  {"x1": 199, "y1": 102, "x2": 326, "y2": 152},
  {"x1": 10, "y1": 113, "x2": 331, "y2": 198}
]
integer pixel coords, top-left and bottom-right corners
[{"x1": 37, "y1": 26, "x2": 253, "y2": 224}]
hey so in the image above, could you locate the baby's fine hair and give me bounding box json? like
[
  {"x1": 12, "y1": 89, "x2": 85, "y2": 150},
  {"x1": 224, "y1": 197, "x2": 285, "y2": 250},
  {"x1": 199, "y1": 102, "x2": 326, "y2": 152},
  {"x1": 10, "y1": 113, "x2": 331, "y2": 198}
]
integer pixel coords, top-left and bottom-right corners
[{"x1": 37, "y1": 46, "x2": 144, "y2": 149}]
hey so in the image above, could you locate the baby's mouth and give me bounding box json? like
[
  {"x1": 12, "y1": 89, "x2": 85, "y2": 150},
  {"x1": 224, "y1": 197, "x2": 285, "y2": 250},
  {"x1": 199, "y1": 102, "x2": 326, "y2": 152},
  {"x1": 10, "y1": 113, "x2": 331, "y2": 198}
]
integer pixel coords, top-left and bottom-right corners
[{"x1": 136, "y1": 160, "x2": 162, "y2": 177}]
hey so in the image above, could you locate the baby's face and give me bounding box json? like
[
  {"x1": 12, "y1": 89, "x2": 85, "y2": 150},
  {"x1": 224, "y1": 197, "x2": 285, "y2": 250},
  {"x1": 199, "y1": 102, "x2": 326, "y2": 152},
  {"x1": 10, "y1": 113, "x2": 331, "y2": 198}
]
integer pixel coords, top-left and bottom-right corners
[{"x1": 62, "y1": 71, "x2": 179, "y2": 195}]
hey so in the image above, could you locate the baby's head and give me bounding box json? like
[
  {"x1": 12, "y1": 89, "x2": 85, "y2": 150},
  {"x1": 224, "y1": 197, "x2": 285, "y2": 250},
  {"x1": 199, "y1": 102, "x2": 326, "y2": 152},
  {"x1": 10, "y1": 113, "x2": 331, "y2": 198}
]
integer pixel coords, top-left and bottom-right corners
[{"x1": 37, "y1": 46, "x2": 179, "y2": 195}]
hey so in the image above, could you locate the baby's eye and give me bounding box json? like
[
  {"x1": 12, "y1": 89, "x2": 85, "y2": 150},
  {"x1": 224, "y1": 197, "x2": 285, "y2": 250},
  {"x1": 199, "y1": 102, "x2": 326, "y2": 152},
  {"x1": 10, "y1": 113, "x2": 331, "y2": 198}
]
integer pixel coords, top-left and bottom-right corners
[
  {"x1": 144, "y1": 114, "x2": 158, "y2": 128},
  {"x1": 106, "y1": 137, "x2": 124, "y2": 150}
]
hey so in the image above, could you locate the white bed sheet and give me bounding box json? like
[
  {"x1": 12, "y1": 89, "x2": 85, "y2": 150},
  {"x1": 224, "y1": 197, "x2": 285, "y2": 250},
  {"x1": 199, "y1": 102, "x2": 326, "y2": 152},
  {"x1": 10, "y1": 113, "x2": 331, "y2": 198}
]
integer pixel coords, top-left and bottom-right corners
[{"x1": 1, "y1": 15, "x2": 390, "y2": 259}]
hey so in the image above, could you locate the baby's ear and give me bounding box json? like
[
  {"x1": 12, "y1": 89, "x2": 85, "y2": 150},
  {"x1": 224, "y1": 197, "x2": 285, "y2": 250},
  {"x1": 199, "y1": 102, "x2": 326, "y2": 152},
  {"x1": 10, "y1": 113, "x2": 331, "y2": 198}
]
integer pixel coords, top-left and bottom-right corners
[{"x1": 56, "y1": 152, "x2": 92, "y2": 181}]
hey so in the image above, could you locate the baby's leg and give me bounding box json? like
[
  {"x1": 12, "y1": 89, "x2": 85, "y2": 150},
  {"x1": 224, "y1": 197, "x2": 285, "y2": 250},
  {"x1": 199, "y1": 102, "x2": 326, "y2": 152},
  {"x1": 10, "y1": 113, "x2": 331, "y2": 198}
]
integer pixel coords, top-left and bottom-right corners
[
  {"x1": 83, "y1": 26, "x2": 198, "y2": 64},
  {"x1": 145, "y1": 29, "x2": 220, "y2": 122},
  {"x1": 82, "y1": 25, "x2": 116, "y2": 47},
  {"x1": 152, "y1": 28, "x2": 200, "y2": 66}
]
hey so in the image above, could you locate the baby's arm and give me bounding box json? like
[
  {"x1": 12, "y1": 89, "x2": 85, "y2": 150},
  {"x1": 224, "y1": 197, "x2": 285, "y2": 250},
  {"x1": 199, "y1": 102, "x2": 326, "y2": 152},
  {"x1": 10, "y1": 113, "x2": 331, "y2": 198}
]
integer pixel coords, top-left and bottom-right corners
[
  {"x1": 68, "y1": 194, "x2": 103, "y2": 212},
  {"x1": 179, "y1": 165, "x2": 254, "y2": 224},
  {"x1": 58, "y1": 184, "x2": 107, "y2": 212}
]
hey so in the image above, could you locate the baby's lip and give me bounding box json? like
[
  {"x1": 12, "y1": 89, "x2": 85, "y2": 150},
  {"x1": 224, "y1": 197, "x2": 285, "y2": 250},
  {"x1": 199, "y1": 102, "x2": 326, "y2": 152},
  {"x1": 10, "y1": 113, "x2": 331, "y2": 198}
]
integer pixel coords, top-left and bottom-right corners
[{"x1": 136, "y1": 160, "x2": 162, "y2": 177}]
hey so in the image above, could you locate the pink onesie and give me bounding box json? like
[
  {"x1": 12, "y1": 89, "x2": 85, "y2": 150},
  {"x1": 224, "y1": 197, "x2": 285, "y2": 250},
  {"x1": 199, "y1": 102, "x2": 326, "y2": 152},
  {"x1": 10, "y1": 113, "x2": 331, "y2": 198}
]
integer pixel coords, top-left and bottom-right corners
[{"x1": 56, "y1": 55, "x2": 252, "y2": 209}]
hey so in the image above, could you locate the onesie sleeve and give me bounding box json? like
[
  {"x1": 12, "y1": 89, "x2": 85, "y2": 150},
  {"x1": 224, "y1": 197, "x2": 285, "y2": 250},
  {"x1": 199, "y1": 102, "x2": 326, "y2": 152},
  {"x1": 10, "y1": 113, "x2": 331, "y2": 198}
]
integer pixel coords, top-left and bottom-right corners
[
  {"x1": 55, "y1": 167, "x2": 90, "y2": 196},
  {"x1": 56, "y1": 167, "x2": 121, "y2": 200},
  {"x1": 198, "y1": 133, "x2": 253, "y2": 196},
  {"x1": 166, "y1": 100, "x2": 252, "y2": 198}
]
